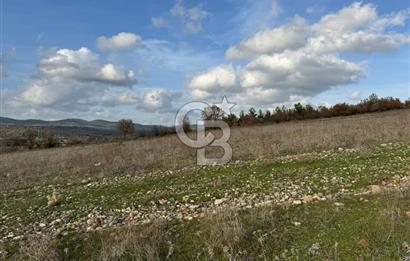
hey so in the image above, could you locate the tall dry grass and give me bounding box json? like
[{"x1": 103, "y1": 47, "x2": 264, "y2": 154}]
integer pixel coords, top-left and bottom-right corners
[{"x1": 1, "y1": 110, "x2": 409, "y2": 191}]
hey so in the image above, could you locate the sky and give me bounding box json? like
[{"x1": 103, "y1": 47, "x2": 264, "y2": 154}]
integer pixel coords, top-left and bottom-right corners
[{"x1": 1, "y1": 0, "x2": 409, "y2": 124}]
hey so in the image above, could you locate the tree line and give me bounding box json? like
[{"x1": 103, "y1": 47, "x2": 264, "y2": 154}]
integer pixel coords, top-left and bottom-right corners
[{"x1": 215, "y1": 94, "x2": 410, "y2": 127}]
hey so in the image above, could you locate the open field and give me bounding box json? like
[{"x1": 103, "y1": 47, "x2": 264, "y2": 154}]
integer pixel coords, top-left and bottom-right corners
[
  {"x1": 1, "y1": 110, "x2": 410, "y2": 259},
  {"x1": 1, "y1": 109, "x2": 409, "y2": 192}
]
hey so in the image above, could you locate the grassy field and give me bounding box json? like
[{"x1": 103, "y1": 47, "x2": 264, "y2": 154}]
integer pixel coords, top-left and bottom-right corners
[
  {"x1": 1, "y1": 110, "x2": 410, "y2": 260},
  {"x1": 1, "y1": 109, "x2": 409, "y2": 192}
]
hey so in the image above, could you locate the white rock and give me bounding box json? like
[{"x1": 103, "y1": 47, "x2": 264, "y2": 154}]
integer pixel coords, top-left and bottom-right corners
[{"x1": 214, "y1": 198, "x2": 227, "y2": 205}]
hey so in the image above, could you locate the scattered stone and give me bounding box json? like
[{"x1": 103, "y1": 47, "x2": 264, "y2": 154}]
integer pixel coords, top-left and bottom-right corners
[
  {"x1": 303, "y1": 195, "x2": 314, "y2": 204},
  {"x1": 370, "y1": 185, "x2": 382, "y2": 194},
  {"x1": 214, "y1": 198, "x2": 227, "y2": 205},
  {"x1": 334, "y1": 202, "x2": 344, "y2": 208},
  {"x1": 124, "y1": 213, "x2": 134, "y2": 223},
  {"x1": 12, "y1": 236, "x2": 22, "y2": 241},
  {"x1": 292, "y1": 200, "x2": 302, "y2": 205},
  {"x1": 293, "y1": 221, "x2": 301, "y2": 226},
  {"x1": 308, "y1": 243, "x2": 320, "y2": 256},
  {"x1": 47, "y1": 191, "x2": 62, "y2": 207},
  {"x1": 39, "y1": 223, "x2": 46, "y2": 228}
]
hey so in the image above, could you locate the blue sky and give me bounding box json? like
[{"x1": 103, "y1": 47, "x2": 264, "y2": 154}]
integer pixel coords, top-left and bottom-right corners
[{"x1": 1, "y1": 0, "x2": 409, "y2": 124}]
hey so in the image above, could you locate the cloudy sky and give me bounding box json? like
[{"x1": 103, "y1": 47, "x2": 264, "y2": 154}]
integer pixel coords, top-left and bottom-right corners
[{"x1": 1, "y1": 0, "x2": 409, "y2": 124}]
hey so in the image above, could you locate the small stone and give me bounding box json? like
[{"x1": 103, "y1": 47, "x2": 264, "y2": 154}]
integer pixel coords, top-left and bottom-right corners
[
  {"x1": 370, "y1": 185, "x2": 382, "y2": 194},
  {"x1": 124, "y1": 213, "x2": 134, "y2": 223},
  {"x1": 334, "y1": 202, "x2": 344, "y2": 207},
  {"x1": 406, "y1": 211, "x2": 410, "y2": 218},
  {"x1": 214, "y1": 198, "x2": 227, "y2": 205},
  {"x1": 13, "y1": 236, "x2": 22, "y2": 241},
  {"x1": 47, "y1": 191, "x2": 62, "y2": 207},
  {"x1": 293, "y1": 221, "x2": 302, "y2": 226},
  {"x1": 39, "y1": 223, "x2": 46, "y2": 228},
  {"x1": 303, "y1": 195, "x2": 314, "y2": 204},
  {"x1": 293, "y1": 200, "x2": 302, "y2": 205}
]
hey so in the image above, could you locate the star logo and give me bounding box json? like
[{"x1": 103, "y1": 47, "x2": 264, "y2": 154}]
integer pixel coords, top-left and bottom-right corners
[{"x1": 215, "y1": 96, "x2": 236, "y2": 115}]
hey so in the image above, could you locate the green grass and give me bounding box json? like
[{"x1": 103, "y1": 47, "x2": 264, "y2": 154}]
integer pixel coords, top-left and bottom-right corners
[
  {"x1": 1, "y1": 143, "x2": 410, "y2": 259},
  {"x1": 25, "y1": 189, "x2": 410, "y2": 260}
]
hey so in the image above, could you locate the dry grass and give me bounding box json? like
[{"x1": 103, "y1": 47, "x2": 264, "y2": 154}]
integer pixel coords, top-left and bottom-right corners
[
  {"x1": 13, "y1": 189, "x2": 408, "y2": 260},
  {"x1": 1, "y1": 110, "x2": 409, "y2": 191},
  {"x1": 14, "y1": 233, "x2": 60, "y2": 261}
]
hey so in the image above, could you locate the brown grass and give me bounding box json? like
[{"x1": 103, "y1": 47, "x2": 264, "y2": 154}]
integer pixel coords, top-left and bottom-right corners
[{"x1": 1, "y1": 109, "x2": 409, "y2": 191}]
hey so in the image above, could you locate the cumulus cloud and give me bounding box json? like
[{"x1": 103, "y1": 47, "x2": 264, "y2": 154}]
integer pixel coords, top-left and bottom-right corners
[
  {"x1": 170, "y1": 0, "x2": 208, "y2": 33},
  {"x1": 136, "y1": 89, "x2": 181, "y2": 113},
  {"x1": 190, "y1": 51, "x2": 363, "y2": 105},
  {"x1": 190, "y1": 2, "x2": 409, "y2": 107},
  {"x1": 228, "y1": 3, "x2": 410, "y2": 60},
  {"x1": 307, "y1": 3, "x2": 410, "y2": 54},
  {"x1": 13, "y1": 47, "x2": 136, "y2": 110},
  {"x1": 226, "y1": 16, "x2": 308, "y2": 60},
  {"x1": 100, "y1": 88, "x2": 180, "y2": 113},
  {"x1": 97, "y1": 32, "x2": 141, "y2": 51},
  {"x1": 188, "y1": 64, "x2": 238, "y2": 99}
]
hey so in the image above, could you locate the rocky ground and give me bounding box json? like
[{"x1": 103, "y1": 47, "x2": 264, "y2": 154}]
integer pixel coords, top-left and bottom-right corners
[{"x1": 1, "y1": 143, "x2": 410, "y2": 259}]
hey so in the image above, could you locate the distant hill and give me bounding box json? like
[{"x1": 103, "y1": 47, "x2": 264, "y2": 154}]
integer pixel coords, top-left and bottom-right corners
[{"x1": 0, "y1": 117, "x2": 174, "y2": 137}]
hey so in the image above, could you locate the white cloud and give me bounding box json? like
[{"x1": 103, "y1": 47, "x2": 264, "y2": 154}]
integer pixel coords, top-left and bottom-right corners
[
  {"x1": 188, "y1": 64, "x2": 239, "y2": 99},
  {"x1": 97, "y1": 32, "x2": 141, "y2": 51},
  {"x1": 241, "y1": 50, "x2": 364, "y2": 97},
  {"x1": 101, "y1": 92, "x2": 139, "y2": 107},
  {"x1": 189, "y1": 2, "x2": 409, "y2": 107},
  {"x1": 100, "y1": 88, "x2": 181, "y2": 113},
  {"x1": 313, "y1": 2, "x2": 377, "y2": 34},
  {"x1": 97, "y1": 64, "x2": 135, "y2": 86},
  {"x1": 170, "y1": 0, "x2": 208, "y2": 33},
  {"x1": 13, "y1": 47, "x2": 136, "y2": 110},
  {"x1": 349, "y1": 91, "x2": 362, "y2": 100},
  {"x1": 136, "y1": 89, "x2": 181, "y2": 113},
  {"x1": 226, "y1": 16, "x2": 308, "y2": 60},
  {"x1": 307, "y1": 3, "x2": 410, "y2": 54},
  {"x1": 37, "y1": 48, "x2": 135, "y2": 86},
  {"x1": 152, "y1": 17, "x2": 168, "y2": 28},
  {"x1": 191, "y1": 51, "x2": 363, "y2": 105}
]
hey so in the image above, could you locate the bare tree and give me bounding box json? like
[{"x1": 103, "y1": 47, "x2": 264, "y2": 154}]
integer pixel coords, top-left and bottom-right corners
[
  {"x1": 202, "y1": 105, "x2": 224, "y2": 120},
  {"x1": 117, "y1": 119, "x2": 135, "y2": 138}
]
